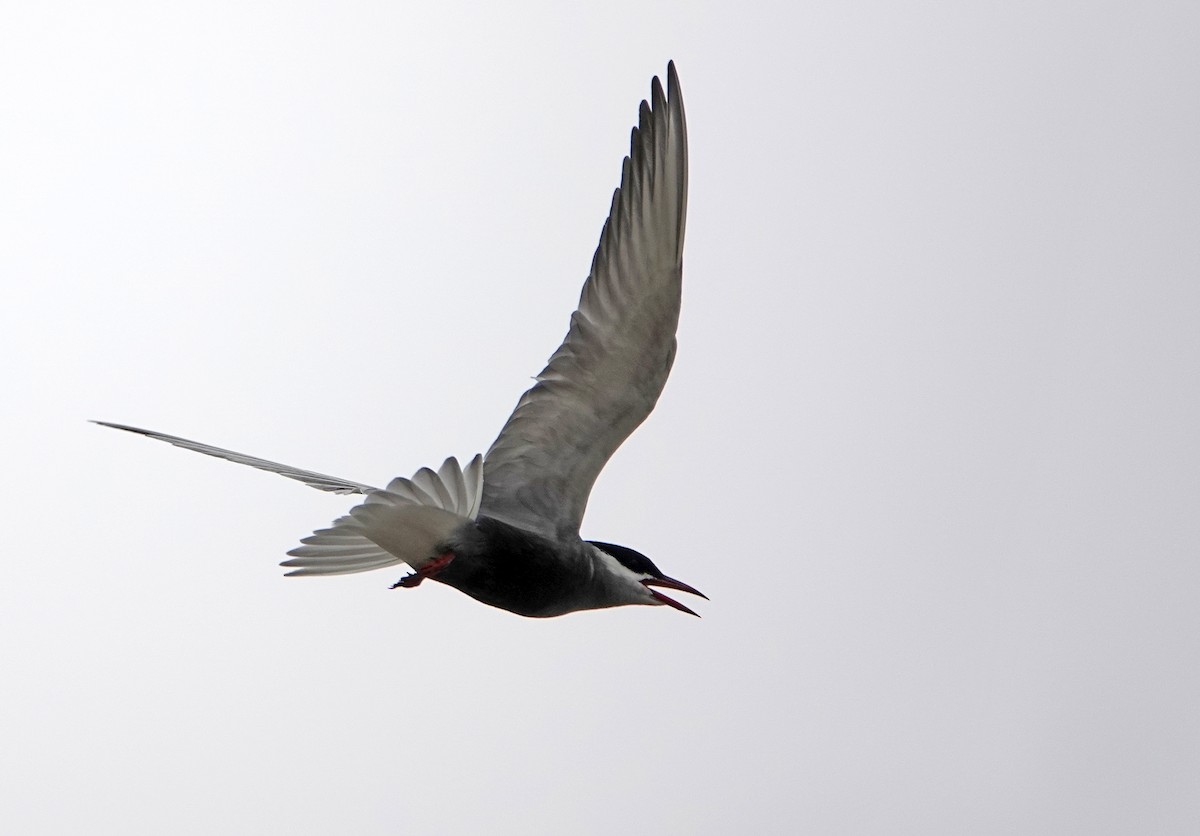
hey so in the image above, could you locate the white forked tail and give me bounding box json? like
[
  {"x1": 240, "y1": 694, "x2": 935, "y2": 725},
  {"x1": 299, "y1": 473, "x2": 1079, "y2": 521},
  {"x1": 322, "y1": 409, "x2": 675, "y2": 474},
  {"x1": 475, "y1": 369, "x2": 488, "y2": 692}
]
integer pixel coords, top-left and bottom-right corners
[{"x1": 282, "y1": 455, "x2": 484, "y2": 576}]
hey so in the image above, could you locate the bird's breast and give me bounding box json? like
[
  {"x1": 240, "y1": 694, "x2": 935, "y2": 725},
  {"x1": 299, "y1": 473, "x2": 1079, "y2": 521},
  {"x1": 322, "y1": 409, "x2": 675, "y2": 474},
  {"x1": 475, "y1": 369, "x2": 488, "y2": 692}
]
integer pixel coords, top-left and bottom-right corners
[{"x1": 433, "y1": 516, "x2": 593, "y2": 617}]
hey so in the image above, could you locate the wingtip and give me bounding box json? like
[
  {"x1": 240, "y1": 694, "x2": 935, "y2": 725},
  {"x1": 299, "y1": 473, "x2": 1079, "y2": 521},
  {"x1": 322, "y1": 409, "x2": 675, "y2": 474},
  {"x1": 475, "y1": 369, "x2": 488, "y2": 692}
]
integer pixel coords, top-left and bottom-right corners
[
  {"x1": 91, "y1": 419, "x2": 141, "y2": 435},
  {"x1": 665, "y1": 60, "x2": 680, "y2": 97}
]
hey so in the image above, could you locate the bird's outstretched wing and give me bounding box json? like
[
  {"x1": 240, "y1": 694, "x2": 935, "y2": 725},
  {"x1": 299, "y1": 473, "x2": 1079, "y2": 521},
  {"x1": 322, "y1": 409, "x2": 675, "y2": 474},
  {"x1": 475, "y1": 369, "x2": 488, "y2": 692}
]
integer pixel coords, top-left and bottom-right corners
[
  {"x1": 91, "y1": 421, "x2": 378, "y2": 495},
  {"x1": 479, "y1": 62, "x2": 688, "y2": 540}
]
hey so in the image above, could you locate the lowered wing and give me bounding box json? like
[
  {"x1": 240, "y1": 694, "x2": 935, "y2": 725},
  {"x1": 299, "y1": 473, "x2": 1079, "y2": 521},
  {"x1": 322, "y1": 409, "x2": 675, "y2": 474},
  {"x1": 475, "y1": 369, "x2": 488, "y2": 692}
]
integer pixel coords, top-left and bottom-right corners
[{"x1": 91, "y1": 421, "x2": 378, "y2": 495}]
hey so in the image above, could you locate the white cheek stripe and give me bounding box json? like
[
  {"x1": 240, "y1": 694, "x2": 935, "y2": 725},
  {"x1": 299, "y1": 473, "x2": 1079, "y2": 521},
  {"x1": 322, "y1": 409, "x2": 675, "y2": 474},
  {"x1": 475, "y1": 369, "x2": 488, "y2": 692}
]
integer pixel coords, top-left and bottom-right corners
[{"x1": 590, "y1": 545, "x2": 657, "y2": 602}]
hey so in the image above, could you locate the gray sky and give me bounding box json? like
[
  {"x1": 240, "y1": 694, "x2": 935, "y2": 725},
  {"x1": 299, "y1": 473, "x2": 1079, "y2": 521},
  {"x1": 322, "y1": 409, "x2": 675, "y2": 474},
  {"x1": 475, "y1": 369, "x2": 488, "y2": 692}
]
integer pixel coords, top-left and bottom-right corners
[{"x1": 3, "y1": 2, "x2": 1198, "y2": 833}]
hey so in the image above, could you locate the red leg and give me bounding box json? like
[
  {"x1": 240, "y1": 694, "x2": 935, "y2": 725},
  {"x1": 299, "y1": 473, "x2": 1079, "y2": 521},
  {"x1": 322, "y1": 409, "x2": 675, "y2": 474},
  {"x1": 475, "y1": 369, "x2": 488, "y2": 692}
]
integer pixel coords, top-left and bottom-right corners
[{"x1": 390, "y1": 551, "x2": 455, "y2": 589}]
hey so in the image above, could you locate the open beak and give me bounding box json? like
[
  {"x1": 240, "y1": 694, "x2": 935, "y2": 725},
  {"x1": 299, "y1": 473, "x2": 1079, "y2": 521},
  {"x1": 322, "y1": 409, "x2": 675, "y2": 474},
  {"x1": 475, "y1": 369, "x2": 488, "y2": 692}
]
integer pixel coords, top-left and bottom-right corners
[{"x1": 642, "y1": 576, "x2": 708, "y2": 617}]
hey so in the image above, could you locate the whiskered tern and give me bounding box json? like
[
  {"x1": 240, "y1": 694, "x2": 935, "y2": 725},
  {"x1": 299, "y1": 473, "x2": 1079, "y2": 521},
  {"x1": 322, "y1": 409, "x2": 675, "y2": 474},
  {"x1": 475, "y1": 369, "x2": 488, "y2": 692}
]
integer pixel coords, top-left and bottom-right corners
[{"x1": 96, "y1": 62, "x2": 703, "y2": 618}]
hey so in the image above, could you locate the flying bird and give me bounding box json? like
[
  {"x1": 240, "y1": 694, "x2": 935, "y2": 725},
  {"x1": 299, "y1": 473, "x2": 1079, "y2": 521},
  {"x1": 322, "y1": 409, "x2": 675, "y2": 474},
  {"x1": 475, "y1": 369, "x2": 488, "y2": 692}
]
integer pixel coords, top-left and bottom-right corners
[{"x1": 95, "y1": 62, "x2": 702, "y2": 618}]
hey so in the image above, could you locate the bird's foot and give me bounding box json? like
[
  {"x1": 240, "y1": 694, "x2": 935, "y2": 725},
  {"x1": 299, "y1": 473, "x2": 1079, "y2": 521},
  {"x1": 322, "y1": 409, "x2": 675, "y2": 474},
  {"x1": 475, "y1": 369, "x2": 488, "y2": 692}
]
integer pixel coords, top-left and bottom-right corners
[{"x1": 390, "y1": 551, "x2": 455, "y2": 589}]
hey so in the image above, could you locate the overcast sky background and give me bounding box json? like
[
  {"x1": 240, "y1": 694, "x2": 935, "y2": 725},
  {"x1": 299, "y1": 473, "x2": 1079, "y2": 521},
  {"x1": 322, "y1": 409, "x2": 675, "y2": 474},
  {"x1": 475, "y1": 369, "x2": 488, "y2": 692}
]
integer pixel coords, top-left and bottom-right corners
[{"x1": 3, "y1": 2, "x2": 1198, "y2": 834}]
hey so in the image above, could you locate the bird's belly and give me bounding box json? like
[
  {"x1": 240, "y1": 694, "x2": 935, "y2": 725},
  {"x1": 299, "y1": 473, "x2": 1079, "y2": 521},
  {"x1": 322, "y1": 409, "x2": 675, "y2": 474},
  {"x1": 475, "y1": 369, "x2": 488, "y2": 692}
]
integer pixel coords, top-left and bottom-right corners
[{"x1": 433, "y1": 517, "x2": 589, "y2": 618}]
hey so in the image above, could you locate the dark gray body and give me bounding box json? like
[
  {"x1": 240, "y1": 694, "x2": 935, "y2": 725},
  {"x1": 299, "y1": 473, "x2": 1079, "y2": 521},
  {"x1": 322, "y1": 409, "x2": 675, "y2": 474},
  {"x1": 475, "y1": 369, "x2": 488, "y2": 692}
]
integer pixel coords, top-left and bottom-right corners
[{"x1": 437, "y1": 517, "x2": 604, "y2": 618}]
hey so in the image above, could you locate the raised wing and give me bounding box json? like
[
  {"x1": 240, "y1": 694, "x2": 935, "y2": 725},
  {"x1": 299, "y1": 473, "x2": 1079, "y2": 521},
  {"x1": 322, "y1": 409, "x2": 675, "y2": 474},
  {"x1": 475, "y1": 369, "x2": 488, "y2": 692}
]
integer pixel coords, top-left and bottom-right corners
[
  {"x1": 479, "y1": 62, "x2": 688, "y2": 540},
  {"x1": 92, "y1": 421, "x2": 378, "y2": 495}
]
